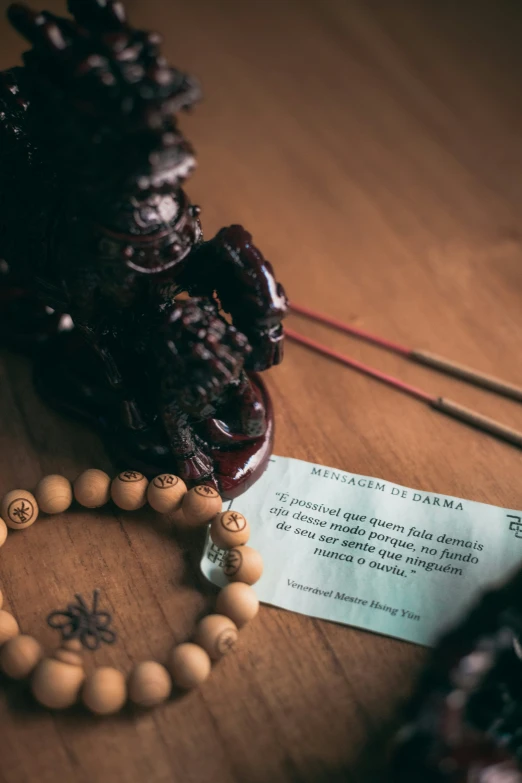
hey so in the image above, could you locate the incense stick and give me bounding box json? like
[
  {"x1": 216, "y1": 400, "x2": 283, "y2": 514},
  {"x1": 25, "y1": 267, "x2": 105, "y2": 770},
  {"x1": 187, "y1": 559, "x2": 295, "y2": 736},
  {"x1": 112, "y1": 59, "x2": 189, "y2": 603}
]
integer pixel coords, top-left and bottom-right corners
[
  {"x1": 285, "y1": 326, "x2": 522, "y2": 448},
  {"x1": 290, "y1": 302, "x2": 522, "y2": 402},
  {"x1": 290, "y1": 303, "x2": 411, "y2": 356},
  {"x1": 284, "y1": 328, "x2": 433, "y2": 402}
]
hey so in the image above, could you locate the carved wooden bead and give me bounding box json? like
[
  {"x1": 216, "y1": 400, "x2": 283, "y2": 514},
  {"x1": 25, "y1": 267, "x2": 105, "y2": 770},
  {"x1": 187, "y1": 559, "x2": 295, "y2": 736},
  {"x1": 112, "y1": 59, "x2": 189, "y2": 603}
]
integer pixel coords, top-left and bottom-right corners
[
  {"x1": 74, "y1": 469, "x2": 111, "y2": 508},
  {"x1": 82, "y1": 667, "x2": 127, "y2": 715},
  {"x1": 35, "y1": 474, "x2": 73, "y2": 514},
  {"x1": 1, "y1": 489, "x2": 38, "y2": 530},
  {"x1": 210, "y1": 510, "x2": 250, "y2": 549},
  {"x1": 147, "y1": 474, "x2": 187, "y2": 513},
  {"x1": 111, "y1": 471, "x2": 149, "y2": 511},
  {"x1": 216, "y1": 582, "x2": 260, "y2": 627},
  {"x1": 0, "y1": 516, "x2": 7, "y2": 548},
  {"x1": 0, "y1": 610, "x2": 19, "y2": 645},
  {"x1": 32, "y1": 642, "x2": 85, "y2": 709},
  {"x1": 181, "y1": 485, "x2": 222, "y2": 526},
  {"x1": 128, "y1": 661, "x2": 171, "y2": 707},
  {"x1": 223, "y1": 546, "x2": 264, "y2": 585},
  {"x1": 0, "y1": 635, "x2": 43, "y2": 679},
  {"x1": 194, "y1": 614, "x2": 239, "y2": 660},
  {"x1": 168, "y1": 643, "x2": 212, "y2": 690}
]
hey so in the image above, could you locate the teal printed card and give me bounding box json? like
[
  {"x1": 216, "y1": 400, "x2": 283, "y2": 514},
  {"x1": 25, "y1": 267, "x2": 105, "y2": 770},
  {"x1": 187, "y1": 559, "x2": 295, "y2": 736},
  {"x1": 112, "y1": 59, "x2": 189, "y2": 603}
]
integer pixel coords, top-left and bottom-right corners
[{"x1": 201, "y1": 456, "x2": 522, "y2": 646}]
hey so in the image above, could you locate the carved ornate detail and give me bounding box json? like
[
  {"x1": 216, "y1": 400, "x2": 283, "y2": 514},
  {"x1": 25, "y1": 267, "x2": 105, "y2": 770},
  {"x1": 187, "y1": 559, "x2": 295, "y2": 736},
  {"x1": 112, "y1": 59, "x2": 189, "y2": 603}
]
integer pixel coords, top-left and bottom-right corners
[{"x1": 0, "y1": 0, "x2": 288, "y2": 496}]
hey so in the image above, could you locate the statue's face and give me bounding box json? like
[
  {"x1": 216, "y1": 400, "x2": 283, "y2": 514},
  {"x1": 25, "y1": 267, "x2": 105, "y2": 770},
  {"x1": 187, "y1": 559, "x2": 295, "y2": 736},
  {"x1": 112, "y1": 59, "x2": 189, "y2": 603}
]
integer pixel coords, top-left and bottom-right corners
[
  {"x1": 46, "y1": 118, "x2": 197, "y2": 197},
  {"x1": 29, "y1": 71, "x2": 197, "y2": 197},
  {"x1": 11, "y1": 0, "x2": 202, "y2": 196},
  {"x1": 100, "y1": 117, "x2": 197, "y2": 193}
]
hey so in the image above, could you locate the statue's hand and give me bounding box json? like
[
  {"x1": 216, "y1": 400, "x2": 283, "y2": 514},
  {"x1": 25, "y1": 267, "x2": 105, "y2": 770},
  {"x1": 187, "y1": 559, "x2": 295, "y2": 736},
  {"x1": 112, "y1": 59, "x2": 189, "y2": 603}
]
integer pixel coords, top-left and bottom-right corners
[
  {"x1": 209, "y1": 225, "x2": 288, "y2": 371},
  {"x1": 156, "y1": 298, "x2": 250, "y2": 417}
]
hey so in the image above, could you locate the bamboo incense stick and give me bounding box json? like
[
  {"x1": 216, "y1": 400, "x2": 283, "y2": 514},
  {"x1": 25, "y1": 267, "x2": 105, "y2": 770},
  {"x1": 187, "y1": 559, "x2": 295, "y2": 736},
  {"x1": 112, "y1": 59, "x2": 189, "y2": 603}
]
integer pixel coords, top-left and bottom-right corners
[
  {"x1": 285, "y1": 326, "x2": 522, "y2": 449},
  {"x1": 431, "y1": 397, "x2": 522, "y2": 448},
  {"x1": 290, "y1": 302, "x2": 522, "y2": 402},
  {"x1": 410, "y1": 350, "x2": 522, "y2": 402}
]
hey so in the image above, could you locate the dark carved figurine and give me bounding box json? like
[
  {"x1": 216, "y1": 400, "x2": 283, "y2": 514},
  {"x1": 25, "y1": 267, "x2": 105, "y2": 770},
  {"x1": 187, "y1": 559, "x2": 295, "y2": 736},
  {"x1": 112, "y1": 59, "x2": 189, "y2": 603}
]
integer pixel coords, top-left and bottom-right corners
[{"x1": 0, "y1": 0, "x2": 288, "y2": 496}]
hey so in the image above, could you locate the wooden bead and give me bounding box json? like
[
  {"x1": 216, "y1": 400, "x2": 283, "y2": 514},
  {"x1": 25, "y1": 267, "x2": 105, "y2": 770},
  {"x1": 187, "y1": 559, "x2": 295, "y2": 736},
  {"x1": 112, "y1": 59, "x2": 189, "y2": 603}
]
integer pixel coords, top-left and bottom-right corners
[
  {"x1": 0, "y1": 588, "x2": 3, "y2": 610},
  {"x1": 216, "y1": 583, "x2": 260, "y2": 627},
  {"x1": 1, "y1": 489, "x2": 38, "y2": 530},
  {"x1": 128, "y1": 661, "x2": 171, "y2": 707},
  {"x1": 0, "y1": 610, "x2": 20, "y2": 645},
  {"x1": 32, "y1": 654, "x2": 85, "y2": 709},
  {"x1": 223, "y1": 546, "x2": 264, "y2": 585},
  {"x1": 111, "y1": 471, "x2": 149, "y2": 511},
  {"x1": 194, "y1": 614, "x2": 239, "y2": 660},
  {"x1": 35, "y1": 474, "x2": 73, "y2": 514},
  {"x1": 168, "y1": 643, "x2": 212, "y2": 690},
  {"x1": 74, "y1": 469, "x2": 111, "y2": 508},
  {"x1": 147, "y1": 474, "x2": 187, "y2": 514},
  {"x1": 169, "y1": 507, "x2": 188, "y2": 526},
  {"x1": 54, "y1": 638, "x2": 83, "y2": 666},
  {"x1": 181, "y1": 485, "x2": 222, "y2": 526},
  {"x1": 82, "y1": 667, "x2": 127, "y2": 715},
  {"x1": 0, "y1": 635, "x2": 43, "y2": 679},
  {"x1": 0, "y1": 516, "x2": 7, "y2": 548},
  {"x1": 210, "y1": 510, "x2": 250, "y2": 549}
]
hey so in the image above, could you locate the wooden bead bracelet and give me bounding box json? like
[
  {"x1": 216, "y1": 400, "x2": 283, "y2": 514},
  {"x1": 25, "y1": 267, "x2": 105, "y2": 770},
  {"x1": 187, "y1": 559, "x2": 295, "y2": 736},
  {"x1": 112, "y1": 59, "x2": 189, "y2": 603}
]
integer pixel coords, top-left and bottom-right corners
[{"x1": 0, "y1": 470, "x2": 263, "y2": 715}]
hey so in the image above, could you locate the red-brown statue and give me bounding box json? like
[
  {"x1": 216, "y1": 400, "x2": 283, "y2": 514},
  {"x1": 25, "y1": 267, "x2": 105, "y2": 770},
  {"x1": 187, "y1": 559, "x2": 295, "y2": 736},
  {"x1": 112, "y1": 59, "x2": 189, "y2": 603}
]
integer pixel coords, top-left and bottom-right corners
[{"x1": 0, "y1": 0, "x2": 288, "y2": 497}]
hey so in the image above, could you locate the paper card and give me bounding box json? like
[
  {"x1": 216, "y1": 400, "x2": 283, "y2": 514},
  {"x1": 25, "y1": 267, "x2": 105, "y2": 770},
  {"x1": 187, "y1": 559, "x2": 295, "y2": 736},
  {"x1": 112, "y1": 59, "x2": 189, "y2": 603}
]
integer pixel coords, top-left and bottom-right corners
[{"x1": 201, "y1": 456, "x2": 522, "y2": 646}]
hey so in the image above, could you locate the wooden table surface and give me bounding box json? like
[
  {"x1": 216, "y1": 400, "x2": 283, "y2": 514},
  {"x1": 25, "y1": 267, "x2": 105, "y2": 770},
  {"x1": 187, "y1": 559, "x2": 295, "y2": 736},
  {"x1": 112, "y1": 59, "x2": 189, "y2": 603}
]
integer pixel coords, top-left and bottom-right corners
[{"x1": 1, "y1": 1, "x2": 522, "y2": 781}]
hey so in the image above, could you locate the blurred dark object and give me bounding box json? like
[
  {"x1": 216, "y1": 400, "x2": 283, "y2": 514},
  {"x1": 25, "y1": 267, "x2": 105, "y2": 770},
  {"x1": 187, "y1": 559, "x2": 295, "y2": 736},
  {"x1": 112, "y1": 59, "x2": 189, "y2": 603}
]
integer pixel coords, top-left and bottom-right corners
[
  {"x1": 393, "y1": 567, "x2": 522, "y2": 782},
  {"x1": 0, "y1": 0, "x2": 288, "y2": 496}
]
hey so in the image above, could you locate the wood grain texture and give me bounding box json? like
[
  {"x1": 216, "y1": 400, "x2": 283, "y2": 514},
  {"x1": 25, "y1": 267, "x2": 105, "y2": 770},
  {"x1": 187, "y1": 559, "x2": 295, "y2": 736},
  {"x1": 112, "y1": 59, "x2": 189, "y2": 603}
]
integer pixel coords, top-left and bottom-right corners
[{"x1": 1, "y1": 0, "x2": 522, "y2": 780}]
